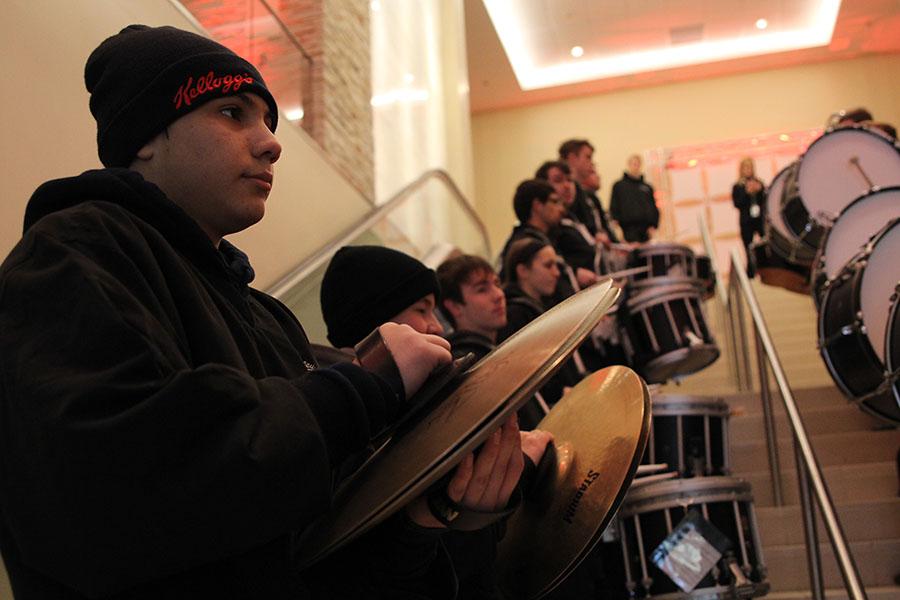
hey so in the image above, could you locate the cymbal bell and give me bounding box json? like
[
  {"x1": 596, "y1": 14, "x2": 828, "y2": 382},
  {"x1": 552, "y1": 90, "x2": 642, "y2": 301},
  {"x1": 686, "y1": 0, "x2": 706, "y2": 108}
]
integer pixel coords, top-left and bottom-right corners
[
  {"x1": 294, "y1": 279, "x2": 621, "y2": 568},
  {"x1": 496, "y1": 366, "x2": 651, "y2": 599}
]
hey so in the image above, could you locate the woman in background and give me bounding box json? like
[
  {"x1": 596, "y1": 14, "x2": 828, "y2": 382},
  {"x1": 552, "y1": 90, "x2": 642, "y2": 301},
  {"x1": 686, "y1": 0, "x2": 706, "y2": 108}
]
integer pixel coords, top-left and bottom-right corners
[{"x1": 732, "y1": 157, "x2": 767, "y2": 277}]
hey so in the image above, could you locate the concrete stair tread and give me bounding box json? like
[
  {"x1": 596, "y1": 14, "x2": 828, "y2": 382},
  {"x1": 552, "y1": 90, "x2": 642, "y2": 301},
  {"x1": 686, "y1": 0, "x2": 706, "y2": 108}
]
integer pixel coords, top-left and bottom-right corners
[
  {"x1": 756, "y1": 497, "x2": 900, "y2": 544},
  {"x1": 764, "y1": 538, "x2": 900, "y2": 590},
  {"x1": 730, "y1": 428, "x2": 900, "y2": 472},
  {"x1": 766, "y1": 587, "x2": 900, "y2": 599},
  {"x1": 738, "y1": 461, "x2": 899, "y2": 506}
]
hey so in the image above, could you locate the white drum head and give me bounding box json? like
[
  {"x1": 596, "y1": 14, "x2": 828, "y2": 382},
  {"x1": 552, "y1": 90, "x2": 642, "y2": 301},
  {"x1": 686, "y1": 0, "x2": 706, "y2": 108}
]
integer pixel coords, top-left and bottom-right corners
[
  {"x1": 860, "y1": 221, "x2": 900, "y2": 363},
  {"x1": 799, "y1": 127, "x2": 900, "y2": 223},
  {"x1": 766, "y1": 163, "x2": 794, "y2": 239},
  {"x1": 824, "y1": 188, "x2": 900, "y2": 281}
]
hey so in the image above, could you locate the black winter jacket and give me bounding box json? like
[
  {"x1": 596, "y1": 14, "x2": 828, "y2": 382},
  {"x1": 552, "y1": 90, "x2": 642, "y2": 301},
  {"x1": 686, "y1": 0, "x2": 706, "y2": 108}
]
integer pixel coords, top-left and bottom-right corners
[
  {"x1": 0, "y1": 169, "x2": 446, "y2": 599},
  {"x1": 610, "y1": 173, "x2": 659, "y2": 243}
]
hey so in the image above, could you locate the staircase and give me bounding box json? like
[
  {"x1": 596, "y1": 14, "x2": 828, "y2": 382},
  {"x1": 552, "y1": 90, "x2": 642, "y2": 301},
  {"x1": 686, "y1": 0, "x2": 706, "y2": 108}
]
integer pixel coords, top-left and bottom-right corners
[{"x1": 660, "y1": 279, "x2": 900, "y2": 599}]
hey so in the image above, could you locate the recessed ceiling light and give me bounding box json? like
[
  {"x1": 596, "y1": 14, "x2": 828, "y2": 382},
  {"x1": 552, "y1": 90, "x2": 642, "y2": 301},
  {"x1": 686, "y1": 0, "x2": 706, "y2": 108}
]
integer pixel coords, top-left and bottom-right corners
[
  {"x1": 688, "y1": 159, "x2": 698, "y2": 167},
  {"x1": 779, "y1": 134, "x2": 791, "y2": 142},
  {"x1": 285, "y1": 107, "x2": 305, "y2": 121},
  {"x1": 756, "y1": 18, "x2": 769, "y2": 30},
  {"x1": 571, "y1": 46, "x2": 584, "y2": 58},
  {"x1": 483, "y1": 0, "x2": 842, "y2": 90}
]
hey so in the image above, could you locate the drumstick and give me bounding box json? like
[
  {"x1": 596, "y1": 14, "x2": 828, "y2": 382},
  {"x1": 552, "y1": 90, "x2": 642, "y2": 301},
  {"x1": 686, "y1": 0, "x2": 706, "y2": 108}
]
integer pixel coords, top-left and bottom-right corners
[
  {"x1": 636, "y1": 463, "x2": 670, "y2": 475},
  {"x1": 604, "y1": 265, "x2": 651, "y2": 279},
  {"x1": 848, "y1": 156, "x2": 875, "y2": 189}
]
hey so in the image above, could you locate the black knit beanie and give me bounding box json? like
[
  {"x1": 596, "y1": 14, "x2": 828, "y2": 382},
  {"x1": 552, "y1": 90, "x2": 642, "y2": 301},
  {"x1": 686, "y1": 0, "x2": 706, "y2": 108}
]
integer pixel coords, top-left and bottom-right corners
[
  {"x1": 321, "y1": 246, "x2": 440, "y2": 348},
  {"x1": 85, "y1": 24, "x2": 279, "y2": 168}
]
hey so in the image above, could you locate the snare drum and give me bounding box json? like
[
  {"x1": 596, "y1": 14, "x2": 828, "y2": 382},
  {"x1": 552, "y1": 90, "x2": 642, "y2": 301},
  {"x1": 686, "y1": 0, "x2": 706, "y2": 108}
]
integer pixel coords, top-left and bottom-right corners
[
  {"x1": 812, "y1": 187, "x2": 900, "y2": 305},
  {"x1": 818, "y1": 219, "x2": 900, "y2": 424},
  {"x1": 750, "y1": 239, "x2": 810, "y2": 295},
  {"x1": 798, "y1": 125, "x2": 900, "y2": 225},
  {"x1": 765, "y1": 163, "x2": 818, "y2": 267},
  {"x1": 643, "y1": 395, "x2": 730, "y2": 477},
  {"x1": 616, "y1": 477, "x2": 768, "y2": 599},
  {"x1": 619, "y1": 281, "x2": 720, "y2": 383},
  {"x1": 628, "y1": 243, "x2": 699, "y2": 290}
]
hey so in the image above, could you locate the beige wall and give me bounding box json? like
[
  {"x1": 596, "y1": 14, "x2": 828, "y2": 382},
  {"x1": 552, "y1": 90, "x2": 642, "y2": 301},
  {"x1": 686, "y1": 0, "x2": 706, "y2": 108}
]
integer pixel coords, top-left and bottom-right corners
[
  {"x1": 1, "y1": 0, "x2": 372, "y2": 290},
  {"x1": 472, "y1": 53, "x2": 900, "y2": 254}
]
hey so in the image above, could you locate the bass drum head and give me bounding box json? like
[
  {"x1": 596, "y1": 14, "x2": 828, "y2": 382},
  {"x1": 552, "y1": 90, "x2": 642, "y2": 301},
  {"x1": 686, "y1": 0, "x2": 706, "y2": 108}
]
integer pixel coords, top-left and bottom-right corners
[
  {"x1": 821, "y1": 187, "x2": 900, "y2": 283},
  {"x1": 860, "y1": 220, "x2": 900, "y2": 364},
  {"x1": 798, "y1": 126, "x2": 900, "y2": 223}
]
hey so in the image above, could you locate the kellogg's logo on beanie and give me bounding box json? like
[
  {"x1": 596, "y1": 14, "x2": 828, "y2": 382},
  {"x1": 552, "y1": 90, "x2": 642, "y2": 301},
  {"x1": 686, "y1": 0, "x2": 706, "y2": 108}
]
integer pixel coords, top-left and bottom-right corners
[{"x1": 85, "y1": 24, "x2": 279, "y2": 168}]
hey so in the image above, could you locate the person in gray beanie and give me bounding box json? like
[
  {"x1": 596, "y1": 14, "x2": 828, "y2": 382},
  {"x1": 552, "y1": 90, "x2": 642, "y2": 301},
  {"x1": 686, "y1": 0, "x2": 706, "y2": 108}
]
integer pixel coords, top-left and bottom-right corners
[{"x1": 0, "y1": 23, "x2": 525, "y2": 599}]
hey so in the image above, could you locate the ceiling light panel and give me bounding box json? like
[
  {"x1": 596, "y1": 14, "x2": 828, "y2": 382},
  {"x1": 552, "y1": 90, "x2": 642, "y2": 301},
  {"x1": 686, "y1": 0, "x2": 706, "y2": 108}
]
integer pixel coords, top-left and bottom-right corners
[{"x1": 482, "y1": 0, "x2": 842, "y2": 90}]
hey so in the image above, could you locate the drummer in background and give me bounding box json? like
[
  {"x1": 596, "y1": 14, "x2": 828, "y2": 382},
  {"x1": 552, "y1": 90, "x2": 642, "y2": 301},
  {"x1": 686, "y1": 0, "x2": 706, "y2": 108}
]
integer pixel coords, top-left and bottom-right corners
[
  {"x1": 498, "y1": 179, "x2": 582, "y2": 303},
  {"x1": 499, "y1": 238, "x2": 582, "y2": 406},
  {"x1": 559, "y1": 138, "x2": 620, "y2": 246},
  {"x1": 610, "y1": 154, "x2": 660, "y2": 243},
  {"x1": 437, "y1": 254, "x2": 548, "y2": 429},
  {"x1": 436, "y1": 254, "x2": 507, "y2": 362},
  {"x1": 535, "y1": 160, "x2": 602, "y2": 278},
  {"x1": 732, "y1": 157, "x2": 767, "y2": 277},
  {"x1": 321, "y1": 244, "x2": 553, "y2": 600}
]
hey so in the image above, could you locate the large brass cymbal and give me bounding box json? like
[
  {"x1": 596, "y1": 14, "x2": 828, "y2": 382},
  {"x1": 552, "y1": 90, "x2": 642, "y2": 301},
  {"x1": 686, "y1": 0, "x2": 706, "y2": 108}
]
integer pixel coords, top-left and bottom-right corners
[
  {"x1": 295, "y1": 279, "x2": 621, "y2": 567},
  {"x1": 496, "y1": 366, "x2": 651, "y2": 599}
]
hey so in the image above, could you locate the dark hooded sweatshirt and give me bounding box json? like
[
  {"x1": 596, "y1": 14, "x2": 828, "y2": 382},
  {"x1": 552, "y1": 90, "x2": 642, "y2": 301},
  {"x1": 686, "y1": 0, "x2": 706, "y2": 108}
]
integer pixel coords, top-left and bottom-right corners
[{"x1": 0, "y1": 169, "x2": 448, "y2": 599}]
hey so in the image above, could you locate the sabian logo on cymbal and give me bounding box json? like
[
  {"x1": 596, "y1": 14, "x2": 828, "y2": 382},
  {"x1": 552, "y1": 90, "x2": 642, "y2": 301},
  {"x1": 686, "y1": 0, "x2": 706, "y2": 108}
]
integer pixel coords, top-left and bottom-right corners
[{"x1": 563, "y1": 469, "x2": 600, "y2": 524}]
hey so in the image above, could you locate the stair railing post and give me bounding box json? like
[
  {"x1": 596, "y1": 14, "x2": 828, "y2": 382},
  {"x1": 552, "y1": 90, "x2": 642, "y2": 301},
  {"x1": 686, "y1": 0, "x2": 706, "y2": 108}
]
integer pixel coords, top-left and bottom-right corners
[
  {"x1": 729, "y1": 264, "x2": 752, "y2": 392},
  {"x1": 753, "y1": 326, "x2": 783, "y2": 506},
  {"x1": 794, "y1": 440, "x2": 825, "y2": 599}
]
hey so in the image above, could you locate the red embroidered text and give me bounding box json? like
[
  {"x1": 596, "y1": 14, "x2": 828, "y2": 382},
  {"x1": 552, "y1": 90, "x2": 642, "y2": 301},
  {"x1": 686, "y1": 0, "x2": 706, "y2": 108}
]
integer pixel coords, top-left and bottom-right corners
[{"x1": 173, "y1": 71, "x2": 255, "y2": 109}]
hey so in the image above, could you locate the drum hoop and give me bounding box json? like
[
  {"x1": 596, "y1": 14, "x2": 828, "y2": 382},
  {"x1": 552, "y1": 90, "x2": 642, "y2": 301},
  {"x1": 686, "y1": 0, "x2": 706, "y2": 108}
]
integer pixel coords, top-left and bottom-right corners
[
  {"x1": 626, "y1": 284, "x2": 703, "y2": 310},
  {"x1": 651, "y1": 404, "x2": 730, "y2": 418},
  {"x1": 621, "y1": 476, "x2": 753, "y2": 514},
  {"x1": 886, "y1": 285, "x2": 900, "y2": 374}
]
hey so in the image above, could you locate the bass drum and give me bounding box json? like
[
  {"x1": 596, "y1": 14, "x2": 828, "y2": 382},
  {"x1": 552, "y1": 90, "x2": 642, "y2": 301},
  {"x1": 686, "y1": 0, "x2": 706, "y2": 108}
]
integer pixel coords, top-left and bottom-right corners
[
  {"x1": 797, "y1": 125, "x2": 900, "y2": 225},
  {"x1": 615, "y1": 477, "x2": 769, "y2": 599},
  {"x1": 818, "y1": 219, "x2": 900, "y2": 424},
  {"x1": 751, "y1": 240, "x2": 809, "y2": 295},
  {"x1": 764, "y1": 163, "x2": 816, "y2": 268},
  {"x1": 887, "y1": 286, "x2": 900, "y2": 413},
  {"x1": 812, "y1": 187, "x2": 900, "y2": 306},
  {"x1": 778, "y1": 163, "x2": 826, "y2": 263}
]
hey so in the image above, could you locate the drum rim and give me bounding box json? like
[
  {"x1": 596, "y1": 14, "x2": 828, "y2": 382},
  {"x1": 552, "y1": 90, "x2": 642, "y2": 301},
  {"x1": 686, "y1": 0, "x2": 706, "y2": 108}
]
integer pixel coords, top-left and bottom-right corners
[
  {"x1": 620, "y1": 475, "x2": 752, "y2": 511},
  {"x1": 886, "y1": 285, "x2": 900, "y2": 407},
  {"x1": 631, "y1": 242, "x2": 695, "y2": 255},
  {"x1": 797, "y1": 124, "x2": 900, "y2": 222},
  {"x1": 625, "y1": 282, "x2": 704, "y2": 309},
  {"x1": 817, "y1": 260, "x2": 883, "y2": 400},
  {"x1": 818, "y1": 186, "x2": 900, "y2": 283}
]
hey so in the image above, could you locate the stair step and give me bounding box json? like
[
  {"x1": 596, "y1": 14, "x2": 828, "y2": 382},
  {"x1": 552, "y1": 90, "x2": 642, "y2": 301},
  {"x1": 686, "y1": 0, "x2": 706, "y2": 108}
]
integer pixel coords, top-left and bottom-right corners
[
  {"x1": 723, "y1": 387, "x2": 851, "y2": 415},
  {"x1": 764, "y1": 539, "x2": 900, "y2": 590},
  {"x1": 756, "y1": 498, "x2": 900, "y2": 545},
  {"x1": 729, "y1": 403, "x2": 887, "y2": 441},
  {"x1": 766, "y1": 586, "x2": 900, "y2": 599},
  {"x1": 730, "y1": 429, "x2": 900, "y2": 473},
  {"x1": 741, "y1": 462, "x2": 899, "y2": 507}
]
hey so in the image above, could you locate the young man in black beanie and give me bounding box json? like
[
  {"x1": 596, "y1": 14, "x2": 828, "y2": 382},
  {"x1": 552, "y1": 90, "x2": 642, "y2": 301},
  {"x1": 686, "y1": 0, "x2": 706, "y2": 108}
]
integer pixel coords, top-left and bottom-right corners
[
  {"x1": 321, "y1": 245, "x2": 552, "y2": 600},
  {"x1": 0, "y1": 24, "x2": 517, "y2": 600}
]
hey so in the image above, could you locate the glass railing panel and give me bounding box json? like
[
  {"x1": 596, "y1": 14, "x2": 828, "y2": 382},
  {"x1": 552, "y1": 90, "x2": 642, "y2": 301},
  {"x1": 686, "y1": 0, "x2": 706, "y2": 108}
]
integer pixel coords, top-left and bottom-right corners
[{"x1": 270, "y1": 171, "x2": 490, "y2": 345}]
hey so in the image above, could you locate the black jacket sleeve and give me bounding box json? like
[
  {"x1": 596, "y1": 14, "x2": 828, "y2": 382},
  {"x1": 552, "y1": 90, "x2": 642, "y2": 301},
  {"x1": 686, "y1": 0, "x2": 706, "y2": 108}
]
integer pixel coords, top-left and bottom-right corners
[{"x1": 0, "y1": 227, "x2": 395, "y2": 596}]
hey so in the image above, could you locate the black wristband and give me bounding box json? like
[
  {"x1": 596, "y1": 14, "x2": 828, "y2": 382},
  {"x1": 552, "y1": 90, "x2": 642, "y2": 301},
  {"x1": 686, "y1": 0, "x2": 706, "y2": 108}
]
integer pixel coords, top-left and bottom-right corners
[{"x1": 425, "y1": 486, "x2": 522, "y2": 532}]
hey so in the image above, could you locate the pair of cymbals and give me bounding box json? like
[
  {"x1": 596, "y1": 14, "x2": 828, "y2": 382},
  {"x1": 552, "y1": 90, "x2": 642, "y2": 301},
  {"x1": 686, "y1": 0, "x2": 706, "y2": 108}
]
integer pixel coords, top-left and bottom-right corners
[{"x1": 295, "y1": 279, "x2": 650, "y2": 599}]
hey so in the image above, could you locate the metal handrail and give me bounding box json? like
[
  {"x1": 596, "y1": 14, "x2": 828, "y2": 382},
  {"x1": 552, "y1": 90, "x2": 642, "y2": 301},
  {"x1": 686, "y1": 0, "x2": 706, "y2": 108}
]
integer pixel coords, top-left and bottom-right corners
[
  {"x1": 724, "y1": 248, "x2": 866, "y2": 600},
  {"x1": 266, "y1": 169, "x2": 490, "y2": 298}
]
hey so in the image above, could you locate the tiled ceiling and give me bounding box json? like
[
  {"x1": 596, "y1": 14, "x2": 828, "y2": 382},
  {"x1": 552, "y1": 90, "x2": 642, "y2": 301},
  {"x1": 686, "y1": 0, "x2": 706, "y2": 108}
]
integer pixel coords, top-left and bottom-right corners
[{"x1": 465, "y1": 0, "x2": 900, "y2": 112}]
